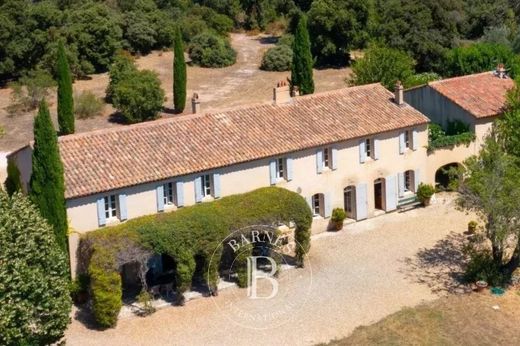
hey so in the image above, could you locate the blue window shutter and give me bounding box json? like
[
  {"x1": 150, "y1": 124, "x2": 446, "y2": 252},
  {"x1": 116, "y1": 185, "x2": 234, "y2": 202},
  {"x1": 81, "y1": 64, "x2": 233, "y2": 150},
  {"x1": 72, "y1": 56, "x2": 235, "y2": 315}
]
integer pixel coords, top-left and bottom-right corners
[
  {"x1": 156, "y1": 185, "x2": 165, "y2": 212},
  {"x1": 316, "y1": 150, "x2": 323, "y2": 174},
  {"x1": 195, "y1": 176, "x2": 202, "y2": 203},
  {"x1": 119, "y1": 194, "x2": 128, "y2": 221},
  {"x1": 96, "y1": 197, "x2": 106, "y2": 227},
  {"x1": 359, "y1": 140, "x2": 366, "y2": 163},
  {"x1": 412, "y1": 130, "x2": 418, "y2": 151},
  {"x1": 286, "y1": 158, "x2": 294, "y2": 181},
  {"x1": 331, "y1": 148, "x2": 338, "y2": 170},
  {"x1": 213, "y1": 173, "x2": 221, "y2": 198},
  {"x1": 176, "y1": 181, "x2": 184, "y2": 207},
  {"x1": 399, "y1": 132, "x2": 405, "y2": 154},
  {"x1": 414, "y1": 169, "x2": 421, "y2": 192},
  {"x1": 374, "y1": 139, "x2": 380, "y2": 160},
  {"x1": 269, "y1": 160, "x2": 277, "y2": 185},
  {"x1": 324, "y1": 193, "x2": 332, "y2": 218},
  {"x1": 398, "y1": 172, "x2": 405, "y2": 197},
  {"x1": 355, "y1": 183, "x2": 368, "y2": 220},
  {"x1": 385, "y1": 175, "x2": 397, "y2": 211}
]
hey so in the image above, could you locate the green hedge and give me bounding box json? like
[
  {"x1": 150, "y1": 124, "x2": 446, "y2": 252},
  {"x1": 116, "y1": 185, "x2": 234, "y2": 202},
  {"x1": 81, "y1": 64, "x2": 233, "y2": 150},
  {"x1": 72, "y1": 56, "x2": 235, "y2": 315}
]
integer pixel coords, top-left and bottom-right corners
[{"x1": 81, "y1": 187, "x2": 312, "y2": 328}]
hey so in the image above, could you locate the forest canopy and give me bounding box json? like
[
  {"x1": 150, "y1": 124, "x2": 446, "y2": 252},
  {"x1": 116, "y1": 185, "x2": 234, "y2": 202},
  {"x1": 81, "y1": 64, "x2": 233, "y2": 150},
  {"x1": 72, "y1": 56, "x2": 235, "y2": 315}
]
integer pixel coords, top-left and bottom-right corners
[{"x1": 1, "y1": 0, "x2": 519, "y2": 82}]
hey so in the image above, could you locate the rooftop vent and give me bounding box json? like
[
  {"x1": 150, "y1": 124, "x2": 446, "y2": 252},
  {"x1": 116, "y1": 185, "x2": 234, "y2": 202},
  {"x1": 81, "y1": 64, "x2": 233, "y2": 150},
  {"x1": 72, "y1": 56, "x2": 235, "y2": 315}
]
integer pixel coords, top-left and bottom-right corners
[
  {"x1": 496, "y1": 64, "x2": 507, "y2": 79},
  {"x1": 191, "y1": 93, "x2": 201, "y2": 114},
  {"x1": 273, "y1": 80, "x2": 292, "y2": 105}
]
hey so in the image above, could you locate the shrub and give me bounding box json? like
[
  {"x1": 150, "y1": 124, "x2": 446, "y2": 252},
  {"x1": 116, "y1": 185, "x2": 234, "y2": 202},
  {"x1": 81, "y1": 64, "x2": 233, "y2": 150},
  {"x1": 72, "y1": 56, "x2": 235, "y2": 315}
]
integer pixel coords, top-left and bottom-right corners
[
  {"x1": 112, "y1": 69, "x2": 165, "y2": 124},
  {"x1": 137, "y1": 290, "x2": 156, "y2": 316},
  {"x1": 261, "y1": 45, "x2": 293, "y2": 71},
  {"x1": 331, "y1": 208, "x2": 347, "y2": 230},
  {"x1": 464, "y1": 250, "x2": 506, "y2": 287},
  {"x1": 404, "y1": 72, "x2": 440, "y2": 88},
  {"x1": 427, "y1": 121, "x2": 475, "y2": 152},
  {"x1": 188, "y1": 32, "x2": 237, "y2": 68},
  {"x1": 90, "y1": 267, "x2": 122, "y2": 328},
  {"x1": 70, "y1": 273, "x2": 90, "y2": 304},
  {"x1": 4, "y1": 159, "x2": 22, "y2": 196},
  {"x1": 74, "y1": 91, "x2": 105, "y2": 119},
  {"x1": 468, "y1": 221, "x2": 478, "y2": 233},
  {"x1": 0, "y1": 191, "x2": 71, "y2": 345},
  {"x1": 235, "y1": 243, "x2": 254, "y2": 288},
  {"x1": 82, "y1": 187, "x2": 312, "y2": 327},
  {"x1": 7, "y1": 69, "x2": 56, "y2": 115},
  {"x1": 416, "y1": 183, "x2": 435, "y2": 204}
]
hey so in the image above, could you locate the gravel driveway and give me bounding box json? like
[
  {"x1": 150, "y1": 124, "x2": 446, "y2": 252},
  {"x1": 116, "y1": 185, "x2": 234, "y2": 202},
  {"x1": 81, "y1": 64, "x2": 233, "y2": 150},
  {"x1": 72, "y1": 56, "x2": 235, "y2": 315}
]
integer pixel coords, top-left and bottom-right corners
[{"x1": 65, "y1": 193, "x2": 473, "y2": 345}]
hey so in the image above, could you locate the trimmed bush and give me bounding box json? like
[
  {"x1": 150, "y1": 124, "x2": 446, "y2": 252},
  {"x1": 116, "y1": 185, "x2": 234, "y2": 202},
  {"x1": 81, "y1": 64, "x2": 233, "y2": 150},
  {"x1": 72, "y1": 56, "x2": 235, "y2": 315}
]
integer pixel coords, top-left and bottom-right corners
[
  {"x1": 331, "y1": 208, "x2": 347, "y2": 231},
  {"x1": 81, "y1": 187, "x2": 312, "y2": 327},
  {"x1": 74, "y1": 91, "x2": 105, "y2": 119},
  {"x1": 188, "y1": 32, "x2": 236, "y2": 68},
  {"x1": 416, "y1": 183, "x2": 435, "y2": 205},
  {"x1": 261, "y1": 45, "x2": 293, "y2": 71}
]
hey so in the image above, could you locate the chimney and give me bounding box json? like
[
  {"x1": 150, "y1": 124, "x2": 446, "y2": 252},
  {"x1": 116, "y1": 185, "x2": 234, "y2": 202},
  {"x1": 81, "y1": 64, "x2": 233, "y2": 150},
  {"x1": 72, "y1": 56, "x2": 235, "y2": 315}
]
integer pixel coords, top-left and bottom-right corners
[
  {"x1": 496, "y1": 64, "x2": 506, "y2": 79},
  {"x1": 394, "y1": 80, "x2": 404, "y2": 106},
  {"x1": 191, "y1": 93, "x2": 201, "y2": 114},
  {"x1": 273, "y1": 80, "x2": 292, "y2": 105}
]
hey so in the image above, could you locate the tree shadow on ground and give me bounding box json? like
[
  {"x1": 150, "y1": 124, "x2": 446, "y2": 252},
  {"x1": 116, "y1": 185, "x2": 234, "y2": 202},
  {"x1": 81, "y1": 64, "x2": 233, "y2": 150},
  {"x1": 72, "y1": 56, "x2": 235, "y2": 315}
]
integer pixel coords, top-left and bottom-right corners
[
  {"x1": 255, "y1": 36, "x2": 279, "y2": 45},
  {"x1": 401, "y1": 231, "x2": 470, "y2": 294}
]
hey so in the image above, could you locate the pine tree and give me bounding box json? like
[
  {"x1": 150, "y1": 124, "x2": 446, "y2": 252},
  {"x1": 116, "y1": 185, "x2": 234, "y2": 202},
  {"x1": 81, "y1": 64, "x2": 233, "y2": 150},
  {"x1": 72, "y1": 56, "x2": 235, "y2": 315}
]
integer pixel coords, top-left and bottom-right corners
[
  {"x1": 57, "y1": 40, "x2": 74, "y2": 135},
  {"x1": 173, "y1": 27, "x2": 187, "y2": 113},
  {"x1": 30, "y1": 100, "x2": 68, "y2": 253},
  {"x1": 291, "y1": 15, "x2": 314, "y2": 95}
]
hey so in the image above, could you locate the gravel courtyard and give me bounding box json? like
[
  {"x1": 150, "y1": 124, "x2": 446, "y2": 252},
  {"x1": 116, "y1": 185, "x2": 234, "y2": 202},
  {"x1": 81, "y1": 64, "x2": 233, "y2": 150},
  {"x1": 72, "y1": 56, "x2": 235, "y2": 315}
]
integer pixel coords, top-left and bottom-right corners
[{"x1": 65, "y1": 193, "x2": 474, "y2": 346}]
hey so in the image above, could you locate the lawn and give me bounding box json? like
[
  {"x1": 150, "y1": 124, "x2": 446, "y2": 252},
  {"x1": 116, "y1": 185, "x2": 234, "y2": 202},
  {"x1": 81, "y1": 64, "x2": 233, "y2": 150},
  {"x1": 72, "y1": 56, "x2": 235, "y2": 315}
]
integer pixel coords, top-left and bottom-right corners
[{"x1": 324, "y1": 291, "x2": 520, "y2": 345}]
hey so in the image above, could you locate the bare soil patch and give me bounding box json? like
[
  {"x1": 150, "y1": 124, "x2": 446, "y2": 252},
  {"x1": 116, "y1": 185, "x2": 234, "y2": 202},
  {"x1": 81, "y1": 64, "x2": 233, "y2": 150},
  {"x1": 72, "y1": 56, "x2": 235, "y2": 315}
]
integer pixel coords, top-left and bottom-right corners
[{"x1": 0, "y1": 33, "x2": 350, "y2": 152}]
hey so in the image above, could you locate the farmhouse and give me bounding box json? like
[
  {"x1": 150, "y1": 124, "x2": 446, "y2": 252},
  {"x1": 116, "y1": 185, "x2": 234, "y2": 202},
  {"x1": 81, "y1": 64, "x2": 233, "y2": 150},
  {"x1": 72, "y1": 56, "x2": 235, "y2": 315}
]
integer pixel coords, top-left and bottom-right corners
[{"x1": 7, "y1": 70, "x2": 513, "y2": 276}]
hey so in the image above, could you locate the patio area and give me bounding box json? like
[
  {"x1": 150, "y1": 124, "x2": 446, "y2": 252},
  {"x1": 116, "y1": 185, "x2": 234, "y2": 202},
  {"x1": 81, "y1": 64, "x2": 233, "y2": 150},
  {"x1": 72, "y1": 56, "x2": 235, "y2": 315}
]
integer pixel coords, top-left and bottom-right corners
[{"x1": 66, "y1": 193, "x2": 474, "y2": 345}]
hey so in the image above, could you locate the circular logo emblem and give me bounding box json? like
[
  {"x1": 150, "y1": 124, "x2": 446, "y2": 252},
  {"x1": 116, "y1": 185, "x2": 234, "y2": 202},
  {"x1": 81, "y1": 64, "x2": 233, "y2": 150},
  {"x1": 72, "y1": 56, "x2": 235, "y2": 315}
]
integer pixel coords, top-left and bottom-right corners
[{"x1": 207, "y1": 225, "x2": 313, "y2": 330}]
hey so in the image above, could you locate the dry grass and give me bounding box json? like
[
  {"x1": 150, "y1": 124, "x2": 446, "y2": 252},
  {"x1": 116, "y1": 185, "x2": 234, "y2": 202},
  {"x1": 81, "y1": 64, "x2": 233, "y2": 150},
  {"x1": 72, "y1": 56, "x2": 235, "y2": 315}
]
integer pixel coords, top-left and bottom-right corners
[
  {"x1": 0, "y1": 33, "x2": 351, "y2": 152},
  {"x1": 324, "y1": 291, "x2": 520, "y2": 346}
]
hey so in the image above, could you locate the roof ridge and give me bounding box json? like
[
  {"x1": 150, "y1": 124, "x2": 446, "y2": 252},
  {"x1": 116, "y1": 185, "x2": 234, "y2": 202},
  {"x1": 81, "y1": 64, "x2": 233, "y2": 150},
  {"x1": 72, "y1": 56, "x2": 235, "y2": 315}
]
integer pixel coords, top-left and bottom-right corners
[
  {"x1": 58, "y1": 84, "x2": 384, "y2": 142},
  {"x1": 428, "y1": 71, "x2": 495, "y2": 85}
]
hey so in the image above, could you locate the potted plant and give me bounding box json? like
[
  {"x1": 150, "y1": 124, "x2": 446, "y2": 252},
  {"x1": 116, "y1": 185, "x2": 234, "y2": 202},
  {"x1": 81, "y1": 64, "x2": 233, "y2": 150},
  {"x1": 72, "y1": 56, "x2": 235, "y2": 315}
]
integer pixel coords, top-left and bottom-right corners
[
  {"x1": 468, "y1": 221, "x2": 478, "y2": 234},
  {"x1": 331, "y1": 208, "x2": 347, "y2": 231},
  {"x1": 416, "y1": 183, "x2": 435, "y2": 206}
]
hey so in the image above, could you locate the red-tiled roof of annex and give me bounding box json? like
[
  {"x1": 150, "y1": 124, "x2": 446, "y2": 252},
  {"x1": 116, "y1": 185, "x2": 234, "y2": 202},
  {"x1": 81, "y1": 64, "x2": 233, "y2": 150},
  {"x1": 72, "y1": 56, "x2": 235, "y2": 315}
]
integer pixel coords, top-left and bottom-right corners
[
  {"x1": 57, "y1": 83, "x2": 429, "y2": 199},
  {"x1": 429, "y1": 71, "x2": 514, "y2": 119}
]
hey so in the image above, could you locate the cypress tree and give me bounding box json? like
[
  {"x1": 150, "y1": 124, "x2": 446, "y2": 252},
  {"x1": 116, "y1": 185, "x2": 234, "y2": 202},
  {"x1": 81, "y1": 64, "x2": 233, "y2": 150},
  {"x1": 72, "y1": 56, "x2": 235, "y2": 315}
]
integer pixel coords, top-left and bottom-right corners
[
  {"x1": 30, "y1": 100, "x2": 68, "y2": 253},
  {"x1": 173, "y1": 27, "x2": 187, "y2": 113},
  {"x1": 291, "y1": 15, "x2": 314, "y2": 95},
  {"x1": 57, "y1": 40, "x2": 74, "y2": 135}
]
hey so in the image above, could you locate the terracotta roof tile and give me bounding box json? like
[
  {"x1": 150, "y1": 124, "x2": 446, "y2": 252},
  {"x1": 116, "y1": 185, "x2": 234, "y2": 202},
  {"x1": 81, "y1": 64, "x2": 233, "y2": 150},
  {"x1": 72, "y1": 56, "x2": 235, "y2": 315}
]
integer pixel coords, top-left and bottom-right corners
[
  {"x1": 58, "y1": 84, "x2": 429, "y2": 199},
  {"x1": 429, "y1": 72, "x2": 514, "y2": 118}
]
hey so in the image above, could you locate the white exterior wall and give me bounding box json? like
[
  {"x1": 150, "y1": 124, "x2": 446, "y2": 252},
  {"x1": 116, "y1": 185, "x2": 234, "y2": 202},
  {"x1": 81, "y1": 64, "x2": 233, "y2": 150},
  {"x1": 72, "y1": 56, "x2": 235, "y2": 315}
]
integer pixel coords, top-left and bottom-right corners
[{"x1": 66, "y1": 124, "x2": 429, "y2": 235}]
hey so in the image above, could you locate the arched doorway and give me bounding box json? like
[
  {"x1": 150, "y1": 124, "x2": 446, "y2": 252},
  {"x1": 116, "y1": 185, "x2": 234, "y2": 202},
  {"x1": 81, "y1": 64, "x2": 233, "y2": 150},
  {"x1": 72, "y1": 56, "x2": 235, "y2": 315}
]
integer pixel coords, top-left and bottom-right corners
[
  {"x1": 343, "y1": 186, "x2": 356, "y2": 219},
  {"x1": 435, "y1": 163, "x2": 462, "y2": 191}
]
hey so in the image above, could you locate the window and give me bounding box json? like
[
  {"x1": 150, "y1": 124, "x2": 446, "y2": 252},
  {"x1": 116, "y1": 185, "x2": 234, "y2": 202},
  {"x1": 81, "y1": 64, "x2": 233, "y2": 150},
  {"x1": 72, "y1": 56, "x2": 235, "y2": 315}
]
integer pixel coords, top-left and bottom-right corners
[
  {"x1": 365, "y1": 139, "x2": 372, "y2": 158},
  {"x1": 201, "y1": 174, "x2": 212, "y2": 197},
  {"x1": 104, "y1": 195, "x2": 117, "y2": 219},
  {"x1": 312, "y1": 193, "x2": 323, "y2": 217},
  {"x1": 163, "y1": 182, "x2": 175, "y2": 205},
  {"x1": 323, "y1": 148, "x2": 330, "y2": 168},
  {"x1": 404, "y1": 170, "x2": 414, "y2": 192},
  {"x1": 404, "y1": 130, "x2": 411, "y2": 149},
  {"x1": 277, "y1": 158, "x2": 285, "y2": 179}
]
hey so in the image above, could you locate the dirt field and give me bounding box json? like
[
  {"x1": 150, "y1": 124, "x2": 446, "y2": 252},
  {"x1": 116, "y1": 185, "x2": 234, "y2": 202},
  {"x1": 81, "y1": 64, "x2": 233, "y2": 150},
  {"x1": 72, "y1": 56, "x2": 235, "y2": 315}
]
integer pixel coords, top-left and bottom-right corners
[
  {"x1": 0, "y1": 33, "x2": 351, "y2": 152},
  {"x1": 325, "y1": 291, "x2": 520, "y2": 346}
]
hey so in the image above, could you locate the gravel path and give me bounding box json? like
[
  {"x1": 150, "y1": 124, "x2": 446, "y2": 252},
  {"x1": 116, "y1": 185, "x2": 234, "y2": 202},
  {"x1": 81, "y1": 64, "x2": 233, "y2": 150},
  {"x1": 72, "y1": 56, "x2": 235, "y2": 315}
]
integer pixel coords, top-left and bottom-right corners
[{"x1": 65, "y1": 193, "x2": 473, "y2": 345}]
